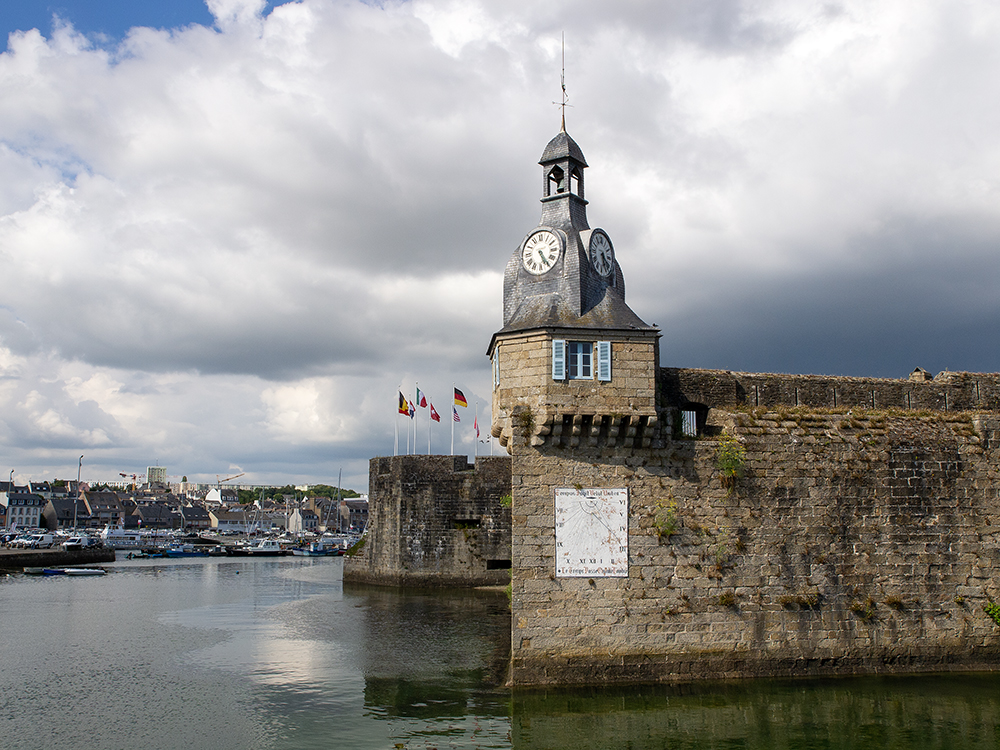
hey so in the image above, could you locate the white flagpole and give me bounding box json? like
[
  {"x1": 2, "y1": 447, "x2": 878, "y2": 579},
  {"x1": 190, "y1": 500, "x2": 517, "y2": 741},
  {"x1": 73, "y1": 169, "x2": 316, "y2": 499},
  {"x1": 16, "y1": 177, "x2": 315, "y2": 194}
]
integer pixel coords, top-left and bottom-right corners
[
  {"x1": 394, "y1": 387, "x2": 399, "y2": 456},
  {"x1": 474, "y1": 401, "x2": 479, "y2": 457},
  {"x1": 427, "y1": 392, "x2": 431, "y2": 455},
  {"x1": 450, "y1": 383, "x2": 455, "y2": 456}
]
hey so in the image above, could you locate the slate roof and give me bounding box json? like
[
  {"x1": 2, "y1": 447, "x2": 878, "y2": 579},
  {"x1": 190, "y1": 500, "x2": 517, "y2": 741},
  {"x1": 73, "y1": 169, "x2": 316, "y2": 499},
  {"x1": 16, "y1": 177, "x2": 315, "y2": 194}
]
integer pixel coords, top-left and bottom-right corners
[{"x1": 540, "y1": 130, "x2": 588, "y2": 167}]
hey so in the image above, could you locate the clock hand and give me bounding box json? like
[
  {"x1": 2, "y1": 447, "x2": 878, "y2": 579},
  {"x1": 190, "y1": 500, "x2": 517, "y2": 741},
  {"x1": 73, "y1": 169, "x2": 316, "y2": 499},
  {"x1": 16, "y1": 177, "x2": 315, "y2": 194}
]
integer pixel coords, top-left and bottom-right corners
[{"x1": 538, "y1": 249, "x2": 549, "y2": 265}]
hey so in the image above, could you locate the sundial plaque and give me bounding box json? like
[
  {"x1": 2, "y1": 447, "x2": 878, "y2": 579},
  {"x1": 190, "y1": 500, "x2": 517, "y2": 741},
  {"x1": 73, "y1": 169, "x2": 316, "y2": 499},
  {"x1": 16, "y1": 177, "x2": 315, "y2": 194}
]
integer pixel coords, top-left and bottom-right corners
[{"x1": 554, "y1": 488, "x2": 629, "y2": 577}]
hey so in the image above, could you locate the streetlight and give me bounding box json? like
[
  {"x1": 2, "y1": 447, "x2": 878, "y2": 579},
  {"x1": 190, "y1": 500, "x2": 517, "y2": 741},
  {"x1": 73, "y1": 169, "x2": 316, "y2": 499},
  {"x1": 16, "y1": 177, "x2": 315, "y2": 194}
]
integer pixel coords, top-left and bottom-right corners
[{"x1": 74, "y1": 456, "x2": 83, "y2": 531}]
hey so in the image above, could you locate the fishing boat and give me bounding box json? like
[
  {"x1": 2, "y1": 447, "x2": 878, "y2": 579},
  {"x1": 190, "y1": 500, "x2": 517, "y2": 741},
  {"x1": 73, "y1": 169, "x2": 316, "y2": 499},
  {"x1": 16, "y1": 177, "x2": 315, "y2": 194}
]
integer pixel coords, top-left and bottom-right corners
[
  {"x1": 162, "y1": 543, "x2": 209, "y2": 558},
  {"x1": 291, "y1": 539, "x2": 344, "y2": 556}
]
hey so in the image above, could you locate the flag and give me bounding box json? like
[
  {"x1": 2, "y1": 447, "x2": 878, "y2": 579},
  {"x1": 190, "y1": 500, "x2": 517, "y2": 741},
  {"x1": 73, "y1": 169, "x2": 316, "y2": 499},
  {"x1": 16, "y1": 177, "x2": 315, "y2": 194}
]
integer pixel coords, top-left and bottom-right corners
[
  {"x1": 398, "y1": 392, "x2": 409, "y2": 415},
  {"x1": 453, "y1": 407, "x2": 461, "y2": 422},
  {"x1": 454, "y1": 388, "x2": 468, "y2": 407},
  {"x1": 430, "y1": 403, "x2": 441, "y2": 422},
  {"x1": 408, "y1": 399, "x2": 415, "y2": 418},
  {"x1": 474, "y1": 416, "x2": 479, "y2": 438},
  {"x1": 416, "y1": 387, "x2": 427, "y2": 408}
]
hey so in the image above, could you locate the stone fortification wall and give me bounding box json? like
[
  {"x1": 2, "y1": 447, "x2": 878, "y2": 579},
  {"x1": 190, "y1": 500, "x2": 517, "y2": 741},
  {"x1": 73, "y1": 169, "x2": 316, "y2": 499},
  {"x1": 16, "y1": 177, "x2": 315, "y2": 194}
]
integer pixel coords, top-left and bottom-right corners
[
  {"x1": 663, "y1": 367, "x2": 1000, "y2": 413},
  {"x1": 344, "y1": 455, "x2": 512, "y2": 588},
  {"x1": 510, "y1": 408, "x2": 1000, "y2": 685}
]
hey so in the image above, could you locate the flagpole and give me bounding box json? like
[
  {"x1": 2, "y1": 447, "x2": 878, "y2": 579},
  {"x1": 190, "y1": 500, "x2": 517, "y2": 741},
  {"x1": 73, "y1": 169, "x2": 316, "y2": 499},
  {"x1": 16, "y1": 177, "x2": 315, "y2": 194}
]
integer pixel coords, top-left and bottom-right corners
[
  {"x1": 395, "y1": 386, "x2": 399, "y2": 456},
  {"x1": 475, "y1": 401, "x2": 479, "y2": 457},
  {"x1": 427, "y1": 392, "x2": 431, "y2": 455},
  {"x1": 451, "y1": 383, "x2": 455, "y2": 456}
]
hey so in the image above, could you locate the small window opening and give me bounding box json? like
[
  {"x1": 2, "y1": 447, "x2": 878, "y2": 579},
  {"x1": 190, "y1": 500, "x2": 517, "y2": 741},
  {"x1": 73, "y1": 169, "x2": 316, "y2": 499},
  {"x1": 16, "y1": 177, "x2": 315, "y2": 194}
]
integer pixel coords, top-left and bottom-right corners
[
  {"x1": 570, "y1": 167, "x2": 583, "y2": 197},
  {"x1": 548, "y1": 166, "x2": 565, "y2": 195},
  {"x1": 487, "y1": 559, "x2": 512, "y2": 570}
]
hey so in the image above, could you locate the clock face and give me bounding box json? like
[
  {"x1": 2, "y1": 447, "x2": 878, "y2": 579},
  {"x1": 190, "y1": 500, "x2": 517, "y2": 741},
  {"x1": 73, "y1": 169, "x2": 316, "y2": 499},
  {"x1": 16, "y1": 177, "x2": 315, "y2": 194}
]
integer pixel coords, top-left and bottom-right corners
[
  {"x1": 589, "y1": 231, "x2": 614, "y2": 277},
  {"x1": 521, "y1": 230, "x2": 561, "y2": 275}
]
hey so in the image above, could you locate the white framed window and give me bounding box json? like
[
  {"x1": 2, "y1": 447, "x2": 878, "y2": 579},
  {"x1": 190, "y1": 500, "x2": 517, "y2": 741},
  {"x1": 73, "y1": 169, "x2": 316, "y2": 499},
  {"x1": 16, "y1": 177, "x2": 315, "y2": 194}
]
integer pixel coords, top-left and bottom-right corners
[
  {"x1": 553, "y1": 339, "x2": 612, "y2": 381},
  {"x1": 569, "y1": 341, "x2": 592, "y2": 379},
  {"x1": 492, "y1": 349, "x2": 500, "y2": 389}
]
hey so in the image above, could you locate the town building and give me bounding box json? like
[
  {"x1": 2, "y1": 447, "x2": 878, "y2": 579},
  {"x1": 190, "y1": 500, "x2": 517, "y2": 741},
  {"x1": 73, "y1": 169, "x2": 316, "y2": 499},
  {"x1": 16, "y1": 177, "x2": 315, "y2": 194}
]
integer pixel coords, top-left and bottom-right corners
[{"x1": 3, "y1": 492, "x2": 46, "y2": 529}]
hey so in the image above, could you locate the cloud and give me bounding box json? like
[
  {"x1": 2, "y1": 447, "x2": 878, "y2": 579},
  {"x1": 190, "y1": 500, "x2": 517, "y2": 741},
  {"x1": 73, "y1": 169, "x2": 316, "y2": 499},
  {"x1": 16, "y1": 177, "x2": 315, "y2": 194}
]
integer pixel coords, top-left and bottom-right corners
[{"x1": 3, "y1": 0, "x2": 1000, "y2": 488}]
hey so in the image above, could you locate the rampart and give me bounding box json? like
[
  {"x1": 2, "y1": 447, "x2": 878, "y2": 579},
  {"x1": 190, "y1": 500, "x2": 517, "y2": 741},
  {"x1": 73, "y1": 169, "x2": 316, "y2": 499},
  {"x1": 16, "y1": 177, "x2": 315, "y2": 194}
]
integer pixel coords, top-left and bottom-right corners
[
  {"x1": 662, "y1": 367, "x2": 1000, "y2": 413},
  {"x1": 344, "y1": 455, "x2": 512, "y2": 588},
  {"x1": 509, "y1": 398, "x2": 1000, "y2": 685}
]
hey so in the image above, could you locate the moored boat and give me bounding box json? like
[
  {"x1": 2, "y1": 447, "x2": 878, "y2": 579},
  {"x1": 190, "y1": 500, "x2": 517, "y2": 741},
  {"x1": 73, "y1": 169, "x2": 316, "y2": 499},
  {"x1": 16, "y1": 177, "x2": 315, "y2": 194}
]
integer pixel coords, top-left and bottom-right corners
[
  {"x1": 40, "y1": 567, "x2": 106, "y2": 576},
  {"x1": 63, "y1": 568, "x2": 106, "y2": 576},
  {"x1": 246, "y1": 538, "x2": 287, "y2": 556}
]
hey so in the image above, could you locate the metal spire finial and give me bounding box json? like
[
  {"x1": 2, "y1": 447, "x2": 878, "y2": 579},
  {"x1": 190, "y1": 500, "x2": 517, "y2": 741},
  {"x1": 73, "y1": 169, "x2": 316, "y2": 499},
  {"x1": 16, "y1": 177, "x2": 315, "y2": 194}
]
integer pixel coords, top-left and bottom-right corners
[{"x1": 553, "y1": 33, "x2": 571, "y2": 131}]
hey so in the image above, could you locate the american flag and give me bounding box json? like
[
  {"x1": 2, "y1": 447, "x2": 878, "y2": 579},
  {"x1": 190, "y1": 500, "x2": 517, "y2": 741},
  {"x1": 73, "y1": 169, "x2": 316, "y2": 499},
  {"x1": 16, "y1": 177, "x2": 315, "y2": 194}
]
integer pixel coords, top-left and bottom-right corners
[{"x1": 453, "y1": 407, "x2": 460, "y2": 422}]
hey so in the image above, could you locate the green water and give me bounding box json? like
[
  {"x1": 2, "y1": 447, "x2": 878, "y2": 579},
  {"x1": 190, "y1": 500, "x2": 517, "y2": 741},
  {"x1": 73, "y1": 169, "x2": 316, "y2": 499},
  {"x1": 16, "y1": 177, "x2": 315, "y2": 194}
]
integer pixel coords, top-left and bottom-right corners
[{"x1": 0, "y1": 557, "x2": 997, "y2": 749}]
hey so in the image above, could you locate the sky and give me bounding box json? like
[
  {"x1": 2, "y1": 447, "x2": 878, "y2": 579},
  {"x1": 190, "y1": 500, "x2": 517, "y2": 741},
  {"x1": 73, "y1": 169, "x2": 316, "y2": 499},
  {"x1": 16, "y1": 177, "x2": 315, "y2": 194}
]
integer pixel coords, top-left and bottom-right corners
[{"x1": 3, "y1": 0, "x2": 1000, "y2": 492}]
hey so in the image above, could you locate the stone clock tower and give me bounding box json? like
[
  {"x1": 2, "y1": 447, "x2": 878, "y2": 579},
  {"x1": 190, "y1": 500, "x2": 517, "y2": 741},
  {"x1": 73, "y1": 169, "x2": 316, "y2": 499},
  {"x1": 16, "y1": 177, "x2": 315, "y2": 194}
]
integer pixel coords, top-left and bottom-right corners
[{"x1": 488, "y1": 127, "x2": 661, "y2": 451}]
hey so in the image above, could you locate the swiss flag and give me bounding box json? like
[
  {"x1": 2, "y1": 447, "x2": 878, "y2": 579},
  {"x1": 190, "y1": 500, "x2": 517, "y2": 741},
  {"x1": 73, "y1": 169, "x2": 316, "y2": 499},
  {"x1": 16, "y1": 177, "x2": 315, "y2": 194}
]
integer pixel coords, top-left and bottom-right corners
[{"x1": 429, "y1": 403, "x2": 441, "y2": 422}]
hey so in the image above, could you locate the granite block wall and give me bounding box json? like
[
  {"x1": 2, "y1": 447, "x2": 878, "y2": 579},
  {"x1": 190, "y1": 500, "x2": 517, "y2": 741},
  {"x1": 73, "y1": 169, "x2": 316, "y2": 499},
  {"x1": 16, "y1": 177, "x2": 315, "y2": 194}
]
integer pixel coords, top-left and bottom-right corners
[
  {"x1": 344, "y1": 455, "x2": 512, "y2": 588},
  {"x1": 509, "y1": 407, "x2": 1000, "y2": 685}
]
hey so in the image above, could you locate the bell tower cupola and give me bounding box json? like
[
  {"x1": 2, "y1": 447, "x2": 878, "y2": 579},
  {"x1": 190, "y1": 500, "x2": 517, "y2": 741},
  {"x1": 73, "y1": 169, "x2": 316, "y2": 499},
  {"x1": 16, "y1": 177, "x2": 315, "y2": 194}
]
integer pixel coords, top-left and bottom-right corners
[{"x1": 539, "y1": 128, "x2": 589, "y2": 232}]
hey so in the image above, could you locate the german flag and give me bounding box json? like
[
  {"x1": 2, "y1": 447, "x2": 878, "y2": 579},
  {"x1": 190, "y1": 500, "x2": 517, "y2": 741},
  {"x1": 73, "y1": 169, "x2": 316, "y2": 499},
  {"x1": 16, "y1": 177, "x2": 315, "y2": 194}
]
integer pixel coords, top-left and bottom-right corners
[{"x1": 454, "y1": 388, "x2": 468, "y2": 408}]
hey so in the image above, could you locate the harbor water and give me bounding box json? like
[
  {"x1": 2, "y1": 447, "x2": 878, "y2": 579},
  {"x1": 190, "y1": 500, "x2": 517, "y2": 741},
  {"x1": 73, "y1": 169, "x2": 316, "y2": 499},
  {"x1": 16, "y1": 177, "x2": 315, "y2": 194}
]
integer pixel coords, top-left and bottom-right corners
[{"x1": 1, "y1": 556, "x2": 998, "y2": 749}]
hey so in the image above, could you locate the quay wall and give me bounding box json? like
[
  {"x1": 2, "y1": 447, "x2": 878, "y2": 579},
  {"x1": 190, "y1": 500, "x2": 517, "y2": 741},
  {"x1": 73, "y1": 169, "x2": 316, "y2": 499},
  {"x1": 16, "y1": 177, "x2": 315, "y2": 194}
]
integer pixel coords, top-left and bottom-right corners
[
  {"x1": 0, "y1": 547, "x2": 116, "y2": 570},
  {"x1": 510, "y1": 406, "x2": 1000, "y2": 685},
  {"x1": 344, "y1": 455, "x2": 512, "y2": 588}
]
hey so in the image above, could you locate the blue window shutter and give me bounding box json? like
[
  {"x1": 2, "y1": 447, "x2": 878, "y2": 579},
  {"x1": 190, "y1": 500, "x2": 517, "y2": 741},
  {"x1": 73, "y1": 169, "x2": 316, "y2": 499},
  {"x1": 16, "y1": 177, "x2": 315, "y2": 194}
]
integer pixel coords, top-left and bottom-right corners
[
  {"x1": 597, "y1": 341, "x2": 612, "y2": 381},
  {"x1": 552, "y1": 339, "x2": 566, "y2": 380}
]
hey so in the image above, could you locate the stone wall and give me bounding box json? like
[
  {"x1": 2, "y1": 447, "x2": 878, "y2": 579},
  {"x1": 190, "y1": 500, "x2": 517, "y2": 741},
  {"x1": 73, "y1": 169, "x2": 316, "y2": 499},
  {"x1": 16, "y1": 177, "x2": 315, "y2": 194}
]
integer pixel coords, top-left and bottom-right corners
[
  {"x1": 509, "y1": 408, "x2": 1000, "y2": 685},
  {"x1": 344, "y1": 455, "x2": 512, "y2": 588},
  {"x1": 663, "y1": 367, "x2": 1000, "y2": 413}
]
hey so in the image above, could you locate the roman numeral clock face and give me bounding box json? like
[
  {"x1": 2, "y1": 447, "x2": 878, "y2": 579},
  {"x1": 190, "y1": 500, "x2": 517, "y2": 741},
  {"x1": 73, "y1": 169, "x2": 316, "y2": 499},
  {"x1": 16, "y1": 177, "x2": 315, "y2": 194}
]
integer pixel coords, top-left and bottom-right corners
[
  {"x1": 589, "y1": 231, "x2": 614, "y2": 277},
  {"x1": 521, "y1": 230, "x2": 561, "y2": 275}
]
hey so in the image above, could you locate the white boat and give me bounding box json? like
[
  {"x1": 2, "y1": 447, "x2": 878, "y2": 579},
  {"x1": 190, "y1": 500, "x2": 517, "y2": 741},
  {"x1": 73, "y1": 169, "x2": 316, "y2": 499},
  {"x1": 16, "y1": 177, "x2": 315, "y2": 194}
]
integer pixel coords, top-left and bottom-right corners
[
  {"x1": 247, "y1": 538, "x2": 287, "y2": 556},
  {"x1": 99, "y1": 526, "x2": 172, "y2": 550},
  {"x1": 63, "y1": 568, "x2": 106, "y2": 576}
]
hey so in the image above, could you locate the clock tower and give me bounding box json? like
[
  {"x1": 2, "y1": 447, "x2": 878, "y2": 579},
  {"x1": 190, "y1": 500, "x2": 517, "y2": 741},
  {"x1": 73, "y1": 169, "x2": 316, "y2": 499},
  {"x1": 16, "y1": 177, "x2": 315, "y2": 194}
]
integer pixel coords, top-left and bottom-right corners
[{"x1": 488, "y1": 126, "x2": 661, "y2": 451}]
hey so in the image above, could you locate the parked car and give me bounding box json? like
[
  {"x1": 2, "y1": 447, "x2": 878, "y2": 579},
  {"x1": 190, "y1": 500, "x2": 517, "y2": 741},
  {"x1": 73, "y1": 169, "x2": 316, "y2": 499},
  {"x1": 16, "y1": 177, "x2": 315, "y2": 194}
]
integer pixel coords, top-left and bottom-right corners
[
  {"x1": 27, "y1": 533, "x2": 55, "y2": 549},
  {"x1": 62, "y1": 536, "x2": 92, "y2": 551}
]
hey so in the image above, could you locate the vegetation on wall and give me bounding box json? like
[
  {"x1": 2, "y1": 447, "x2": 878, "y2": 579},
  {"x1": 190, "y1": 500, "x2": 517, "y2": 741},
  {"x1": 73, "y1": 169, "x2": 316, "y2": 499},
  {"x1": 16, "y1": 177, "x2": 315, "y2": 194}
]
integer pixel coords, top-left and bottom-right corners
[
  {"x1": 513, "y1": 407, "x2": 535, "y2": 436},
  {"x1": 985, "y1": 601, "x2": 1000, "y2": 627},
  {"x1": 714, "y1": 435, "x2": 746, "y2": 492},
  {"x1": 652, "y1": 498, "x2": 679, "y2": 542}
]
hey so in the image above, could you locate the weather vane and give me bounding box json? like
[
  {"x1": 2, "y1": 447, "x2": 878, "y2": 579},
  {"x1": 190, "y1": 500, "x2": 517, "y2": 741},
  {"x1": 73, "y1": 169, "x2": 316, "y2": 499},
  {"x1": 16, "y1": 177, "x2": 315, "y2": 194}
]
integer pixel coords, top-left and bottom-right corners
[{"x1": 553, "y1": 32, "x2": 572, "y2": 131}]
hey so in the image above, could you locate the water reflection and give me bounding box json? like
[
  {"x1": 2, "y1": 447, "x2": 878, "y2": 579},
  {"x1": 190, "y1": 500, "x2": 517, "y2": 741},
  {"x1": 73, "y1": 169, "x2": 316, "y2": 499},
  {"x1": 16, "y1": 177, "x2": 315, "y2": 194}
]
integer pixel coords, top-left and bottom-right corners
[
  {"x1": 512, "y1": 674, "x2": 1000, "y2": 750},
  {"x1": 2, "y1": 558, "x2": 998, "y2": 750}
]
